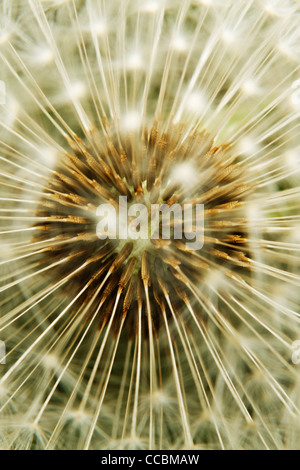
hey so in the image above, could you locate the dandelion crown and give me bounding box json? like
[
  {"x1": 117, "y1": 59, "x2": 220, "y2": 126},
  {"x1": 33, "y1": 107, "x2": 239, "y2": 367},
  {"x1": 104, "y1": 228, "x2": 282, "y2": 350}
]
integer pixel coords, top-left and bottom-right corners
[{"x1": 0, "y1": 0, "x2": 299, "y2": 450}]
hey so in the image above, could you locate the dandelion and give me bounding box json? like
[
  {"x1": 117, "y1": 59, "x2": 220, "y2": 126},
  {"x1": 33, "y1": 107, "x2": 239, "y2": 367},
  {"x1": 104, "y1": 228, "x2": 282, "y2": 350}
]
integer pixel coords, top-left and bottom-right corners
[{"x1": 0, "y1": 0, "x2": 300, "y2": 450}]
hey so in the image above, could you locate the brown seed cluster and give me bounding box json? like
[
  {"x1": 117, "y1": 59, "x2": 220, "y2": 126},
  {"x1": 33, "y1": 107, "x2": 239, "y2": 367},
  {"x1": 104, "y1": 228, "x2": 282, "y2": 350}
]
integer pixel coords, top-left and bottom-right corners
[{"x1": 33, "y1": 123, "x2": 252, "y2": 337}]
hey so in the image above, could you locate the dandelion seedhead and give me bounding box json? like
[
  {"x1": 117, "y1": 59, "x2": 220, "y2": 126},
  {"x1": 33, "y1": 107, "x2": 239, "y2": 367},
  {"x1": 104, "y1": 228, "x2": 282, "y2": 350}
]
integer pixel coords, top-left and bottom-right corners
[
  {"x1": 33, "y1": 123, "x2": 252, "y2": 337},
  {"x1": 0, "y1": 0, "x2": 300, "y2": 450}
]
